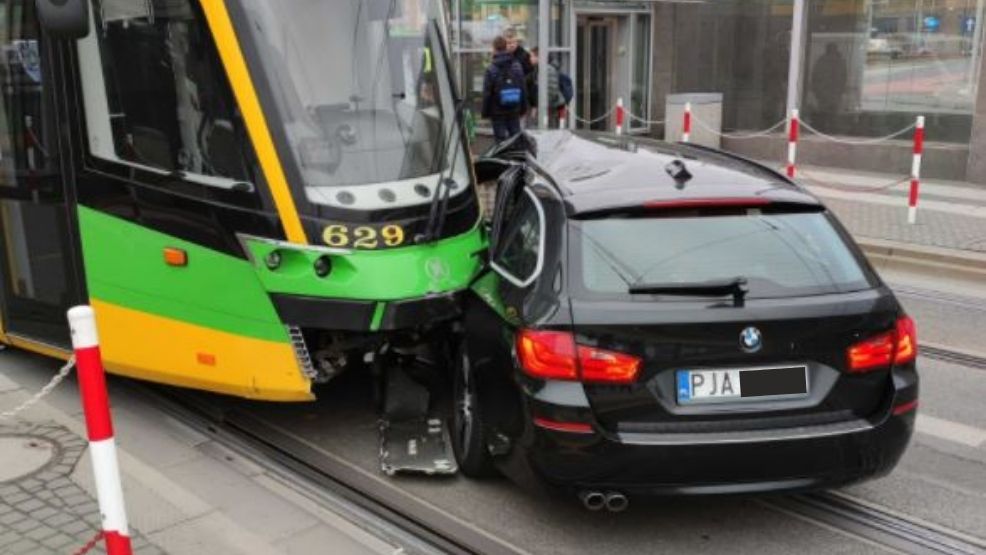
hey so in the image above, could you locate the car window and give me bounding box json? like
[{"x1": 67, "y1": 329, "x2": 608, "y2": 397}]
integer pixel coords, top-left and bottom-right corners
[
  {"x1": 572, "y1": 211, "x2": 873, "y2": 299},
  {"x1": 492, "y1": 188, "x2": 544, "y2": 287}
]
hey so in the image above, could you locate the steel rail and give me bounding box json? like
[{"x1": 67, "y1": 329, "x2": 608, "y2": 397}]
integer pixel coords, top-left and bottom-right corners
[
  {"x1": 764, "y1": 492, "x2": 986, "y2": 555},
  {"x1": 137, "y1": 385, "x2": 526, "y2": 555},
  {"x1": 120, "y1": 334, "x2": 986, "y2": 555},
  {"x1": 921, "y1": 345, "x2": 986, "y2": 371}
]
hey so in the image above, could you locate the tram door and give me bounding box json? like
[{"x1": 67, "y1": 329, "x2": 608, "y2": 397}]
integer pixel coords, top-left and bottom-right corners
[{"x1": 0, "y1": 2, "x2": 80, "y2": 347}]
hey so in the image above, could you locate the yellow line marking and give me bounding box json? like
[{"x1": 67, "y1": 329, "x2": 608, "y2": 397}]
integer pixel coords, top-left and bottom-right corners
[{"x1": 199, "y1": 0, "x2": 308, "y2": 244}]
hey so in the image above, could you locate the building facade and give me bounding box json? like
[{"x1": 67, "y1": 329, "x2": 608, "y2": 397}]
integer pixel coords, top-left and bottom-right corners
[{"x1": 448, "y1": 0, "x2": 986, "y2": 183}]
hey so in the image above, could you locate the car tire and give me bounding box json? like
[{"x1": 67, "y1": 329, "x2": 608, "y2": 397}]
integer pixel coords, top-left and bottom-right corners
[{"x1": 450, "y1": 337, "x2": 497, "y2": 478}]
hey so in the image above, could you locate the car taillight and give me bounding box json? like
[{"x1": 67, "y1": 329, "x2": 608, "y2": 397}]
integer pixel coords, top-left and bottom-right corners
[
  {"x1": 847, "y1": 316, "x2": 917, "y2": 373},
  {"x1": 577, "y1": 345, "x2": 641, "y2": 383},
  {"x1": 894, "y1": 316, "x2": 917, "y2": 364},
  {"x1": 516, "y1": 329, "x2": 642, "y2": 384},
  {"x1": 516, "y1": 330, "x2": 578, "y2": 380}
]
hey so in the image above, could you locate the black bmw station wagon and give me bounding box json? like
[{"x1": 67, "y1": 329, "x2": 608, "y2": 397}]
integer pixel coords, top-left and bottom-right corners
[{"x1": 454, "y1": 131, "x2": 918, "y2": 511}]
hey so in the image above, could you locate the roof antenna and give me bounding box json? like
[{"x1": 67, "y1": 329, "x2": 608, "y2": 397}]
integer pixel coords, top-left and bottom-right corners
[{"x1": 665, "y1": 159, "x2": 692, "y2": 188}]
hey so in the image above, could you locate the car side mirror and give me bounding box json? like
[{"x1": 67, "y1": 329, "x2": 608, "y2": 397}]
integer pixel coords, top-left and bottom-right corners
[{"x1": 35, "y1": 0, "x2": 90, "y2": 39}]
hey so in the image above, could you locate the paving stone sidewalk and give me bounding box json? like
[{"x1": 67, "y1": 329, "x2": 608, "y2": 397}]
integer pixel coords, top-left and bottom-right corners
[
  {"x1": 0, "y1": 349, "x2": 397, "y2": 555},
  {"x1": 820, "y1": 197, "x2": 986, "y2": 253},
  {"x1": 795, "y1": 166, "x2": 986, "y2": 254},
  {"x1": 0, "y1": 422, "x2": 164, "y2": 555}
]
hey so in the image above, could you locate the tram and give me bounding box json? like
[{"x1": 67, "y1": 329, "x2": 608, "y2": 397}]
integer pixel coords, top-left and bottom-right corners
[{"x1": 0, "y1": 0, "x2": 483, "y2": 401}]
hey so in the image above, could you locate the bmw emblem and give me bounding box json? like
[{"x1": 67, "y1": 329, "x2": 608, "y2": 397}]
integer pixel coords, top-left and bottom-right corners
[{"x1": 739, "y1": 327, "x2": 763, "y2": 353}]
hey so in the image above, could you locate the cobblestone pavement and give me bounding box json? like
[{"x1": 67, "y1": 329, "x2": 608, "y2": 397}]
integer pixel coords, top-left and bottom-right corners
[
  {"x1": 0, "y1": 422, "x2": 164, "y2": 555},
  {"x1": 822, "y1": 197, "x2": 986, "y2": 253}
]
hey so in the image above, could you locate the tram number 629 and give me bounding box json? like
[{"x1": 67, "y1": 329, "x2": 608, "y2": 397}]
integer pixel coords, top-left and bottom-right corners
[{"x1": 322, "y1": 224, "x2": 405, "y2": 250}]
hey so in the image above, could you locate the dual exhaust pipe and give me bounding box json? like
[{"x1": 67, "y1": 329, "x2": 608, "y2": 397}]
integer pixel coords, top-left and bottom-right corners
[{"x1": 579, "y1": 490, "x2": 629, "y2": 512}]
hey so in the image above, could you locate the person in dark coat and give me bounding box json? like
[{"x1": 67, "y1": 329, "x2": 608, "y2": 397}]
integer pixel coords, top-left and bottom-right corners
[
  {"x1": 482, "y1": 36, "x2": 527, "y2": 142},
  {"x1": 502, "y1": 26, "x2": 533, "y2": 77}
]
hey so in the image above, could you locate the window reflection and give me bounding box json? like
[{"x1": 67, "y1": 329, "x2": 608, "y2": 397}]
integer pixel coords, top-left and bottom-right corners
[
  {"x1": 805, "y1": 0, "x2": 983, "y2": 142},
  {"x1": 79, "y1": 0, "x2": 261, "y2": 197}
]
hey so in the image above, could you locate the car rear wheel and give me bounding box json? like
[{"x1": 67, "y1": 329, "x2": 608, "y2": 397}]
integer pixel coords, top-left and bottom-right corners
[{"x1": 450, "y1": 338, "x2": 496, "y2": 478}]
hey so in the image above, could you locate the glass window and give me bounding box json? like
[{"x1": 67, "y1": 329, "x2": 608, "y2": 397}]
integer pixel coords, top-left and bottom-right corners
[
  {"x1": 572, "y1": 212, "x2": 871, "y2": 299},
  {"x1": 78, "y1": 0, "x2": 261, "y2": 196},
  {"x1": 493, "y1": 189, "x2": 543, "y2": 286},
  {"x1": 550, "y1": 0, "x2": 570, "y2": 48},
  {"x1": 457, "y1": 0, "x2": 537, "y2": 50},
  {"x1": 235, "y1": 0, "x2": 471, "y2": 213},
  {"x1": 669, "y1": 0, "x2": 792, "y2": 132},
  {"x1": 630, "y1": 13, "x2": 651, "y2": 131},
  {"x1": 804, "y1": 0, "x2": 984, "y2": 142},
  {"x1": 0, "y1": 2, "x2": 54, "y2": 184}
]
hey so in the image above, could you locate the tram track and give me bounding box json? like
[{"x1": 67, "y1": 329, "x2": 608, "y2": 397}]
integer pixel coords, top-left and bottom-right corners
[
  {"x1": 922, "y1": 345, "x2": 986, "y2": 371},
  {"x1": 139, "y1": 385, "x2": 526, "y2": 555},
  {"x1": 138, "y1": 382, "x2": 986, "y2": 555},
  {"x1": 764, "y1": 492, "x2": 986, "y2": 555},
  {"x1": 128, "y1": 303, "x2": 986, "y2": 555}
]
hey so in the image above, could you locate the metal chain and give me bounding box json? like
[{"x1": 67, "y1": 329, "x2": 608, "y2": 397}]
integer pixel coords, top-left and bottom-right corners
[
  {"x1": 796, "y1": 168, "x2": 910, "y2": 193},
  {"x1": 799, "y1": 119, "x2": 917, "y2": 145},
  {"x1": 691, "y1": 116, "x2": 788, "y2": 139},
  {"x1": 0, "y1": 356, "x2": 75, "y2": 420},
  {"x1": 71, "y1": 530, "x2": 104, "y2": 555},
  {"x1": 571, "y1": 105, "x2": 616, "y2": 125},
  {"x1": 626, "y1": 112, "x2": 666, "y2": 125}
]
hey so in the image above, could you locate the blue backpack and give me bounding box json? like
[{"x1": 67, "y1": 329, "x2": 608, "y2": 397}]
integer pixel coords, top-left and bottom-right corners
[
  {"x1": 493, "y1": 65, "x2": 524, "y2": 112},
  {"x1": 558, "y1": 71, "x2": 574, "y2": 105}
]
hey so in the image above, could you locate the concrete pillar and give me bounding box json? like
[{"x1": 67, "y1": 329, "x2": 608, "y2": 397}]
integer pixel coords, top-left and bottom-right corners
[
  {"x1": 967, "y1": 25, "x2": 986, "y2": 185},
  {"x1": 649, "y1": 2, "x2": 674, "y2": 136}
]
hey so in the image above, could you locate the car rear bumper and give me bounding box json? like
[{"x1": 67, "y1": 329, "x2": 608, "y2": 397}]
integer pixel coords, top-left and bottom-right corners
[{"x1": 509, "y1": 370, "x2": 917, "y2": 495}]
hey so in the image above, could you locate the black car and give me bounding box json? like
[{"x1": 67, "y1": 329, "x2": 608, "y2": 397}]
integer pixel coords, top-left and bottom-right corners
[{"x1": 453, "y1": 131, "x2": 918, "y2": 511}]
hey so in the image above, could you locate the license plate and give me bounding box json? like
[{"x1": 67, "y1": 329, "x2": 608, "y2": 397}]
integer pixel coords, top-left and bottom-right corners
[{"x1": 676, "y1": 366, "x2": 808, "y2": 405}]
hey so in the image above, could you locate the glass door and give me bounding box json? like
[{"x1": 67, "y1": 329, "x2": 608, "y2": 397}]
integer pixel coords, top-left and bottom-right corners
[
  {"x1": 0, "y1": 0, "x2": 79, "y2": 347},
  {"x1": 576, "y1": 14, "x2": 631, "y2": 131},
  {"x1": 578, "y1": 16, "x2": 612, "y2": 130},
  {"x1": 629, "y1": 13, "x2": 651, "y2": 132}
]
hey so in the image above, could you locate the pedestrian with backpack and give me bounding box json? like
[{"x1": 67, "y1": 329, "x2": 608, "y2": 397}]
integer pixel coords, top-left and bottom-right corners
[
  {"x1": 482, "y1": 36, "x2": 527, "y2": 142},
  {"x1": 526, "y1": 47, "x2": 566, "y2": 127}
]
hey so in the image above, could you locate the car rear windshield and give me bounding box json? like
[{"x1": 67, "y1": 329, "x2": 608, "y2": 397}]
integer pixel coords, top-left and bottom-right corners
[{"x1": 571, "y1": 211, "x2": 874, "y2": 299}]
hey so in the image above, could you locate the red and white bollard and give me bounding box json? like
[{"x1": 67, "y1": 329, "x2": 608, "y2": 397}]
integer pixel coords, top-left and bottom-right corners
[
  {"x1": 558, "y1": 105, "x2": 567, "y2": 130},
  {"x1": 615, "y1": 98, "x2": 625, "y2": 135},
  {"x1": 68, "y1": 306, "x2": 133, "y2": 555},
  {"x1": 786, "y1": 108, "x2": 800, "y2": 178},
  {"x1": 909, "y1": 116, "x2": 925, "y2": 225},
  {"x1": 682, "y1": 102, "x2": 692, "y2": 143}
]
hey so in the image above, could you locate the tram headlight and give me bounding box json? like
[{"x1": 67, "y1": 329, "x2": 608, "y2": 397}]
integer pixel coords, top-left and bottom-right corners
[
  {"x1": 313, "y1": 255, "x2": 332, "y2": 278},
  {"x1": 264, "y1": 250, "x2": 282, "y2": 270}
]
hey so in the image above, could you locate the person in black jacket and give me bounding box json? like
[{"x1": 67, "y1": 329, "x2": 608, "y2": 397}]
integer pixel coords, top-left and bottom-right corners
[
  {"x1": 502, "y1": 27, "x2": 533, "y2": 77},
  {"x1": 482, "y1": 36, "x2": 527, "y2": 142}
]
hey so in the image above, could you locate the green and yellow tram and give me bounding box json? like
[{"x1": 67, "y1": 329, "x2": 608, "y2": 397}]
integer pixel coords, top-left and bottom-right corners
[{"x1": 0, "y1": 0, "x2": 483, "y2": 401}]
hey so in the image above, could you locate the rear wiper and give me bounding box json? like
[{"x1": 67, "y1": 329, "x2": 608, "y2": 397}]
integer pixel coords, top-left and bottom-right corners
[{"x1": 629, "y1": 277, "x2": 748, "y2": 307}]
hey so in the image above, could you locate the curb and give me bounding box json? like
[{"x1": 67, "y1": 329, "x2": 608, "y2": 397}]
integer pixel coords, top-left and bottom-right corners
[{"x1": 857, "y1": 238, "x2": 986, "y2": 278}]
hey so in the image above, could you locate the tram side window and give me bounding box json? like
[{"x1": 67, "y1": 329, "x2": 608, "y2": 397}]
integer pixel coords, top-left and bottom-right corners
[
  {"x1": 0, "y1": 1, "x2": 55, "y2": 185},
  {"x1": 78, "y1": 0, "x2": 259, "y2": 197}
]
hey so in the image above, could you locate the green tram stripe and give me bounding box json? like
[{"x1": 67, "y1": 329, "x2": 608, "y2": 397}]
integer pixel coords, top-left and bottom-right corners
[{"x1": 78, "y1": 206, "x2": 288, "y2": 343}]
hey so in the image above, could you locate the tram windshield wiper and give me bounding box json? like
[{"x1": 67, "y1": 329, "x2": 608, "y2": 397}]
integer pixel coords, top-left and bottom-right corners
[
  {"x1": 629, "y1": 277, "x2": 749, "y2": 307},
  {"x1": 418, "y1": 45, "x2": 468, "y2": 245}
]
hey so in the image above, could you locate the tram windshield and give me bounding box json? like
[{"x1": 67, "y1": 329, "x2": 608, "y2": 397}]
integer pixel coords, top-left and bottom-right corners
[{"x1": 234, "y1": 0, "x2": 470, "y2": 212}]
